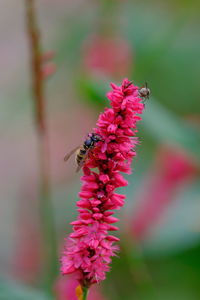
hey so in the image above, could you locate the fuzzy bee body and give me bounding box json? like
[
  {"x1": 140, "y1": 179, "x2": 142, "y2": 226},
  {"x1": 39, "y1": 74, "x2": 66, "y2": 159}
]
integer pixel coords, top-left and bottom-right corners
[
  {"x1": 76, "y1": 146, "x2": 88, "y2": 167},
  {"x1": 64, "y1": 133, "x2": 102, "y2": 172},
  {"x1": 138, "y1": 82, "x2": 150, "y2": 100}
]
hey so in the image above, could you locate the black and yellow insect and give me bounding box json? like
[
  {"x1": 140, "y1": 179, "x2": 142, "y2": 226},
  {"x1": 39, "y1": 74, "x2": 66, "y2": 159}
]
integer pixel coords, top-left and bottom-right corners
[{"x1": 64, "y1": 133, "x2": 102, "y2": 172}]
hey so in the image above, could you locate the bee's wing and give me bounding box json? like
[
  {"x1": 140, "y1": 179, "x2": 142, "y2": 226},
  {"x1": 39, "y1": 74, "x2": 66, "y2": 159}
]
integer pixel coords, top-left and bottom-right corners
[
  {"x1": 64, "y1": 146, "x2": 80, "y2": 162},
  {"x1": 76, "y1": 148, "x2": 90, "y2": 172}
]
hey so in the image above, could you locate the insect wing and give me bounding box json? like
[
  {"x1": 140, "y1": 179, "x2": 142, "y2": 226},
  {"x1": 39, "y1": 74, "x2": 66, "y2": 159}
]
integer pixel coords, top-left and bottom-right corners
[
  {"x1": 64, "y1": 145, "x2": 80, "y2": 162},
  {"x1": 76, "y1": 148, "x2": 90, "y2": 172}
]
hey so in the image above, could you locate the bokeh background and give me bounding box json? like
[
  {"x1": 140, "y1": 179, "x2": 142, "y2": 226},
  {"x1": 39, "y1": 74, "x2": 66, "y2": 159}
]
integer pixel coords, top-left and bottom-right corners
[{"x1": 1, "y1": 0, "x2": 200, "y2": 299}]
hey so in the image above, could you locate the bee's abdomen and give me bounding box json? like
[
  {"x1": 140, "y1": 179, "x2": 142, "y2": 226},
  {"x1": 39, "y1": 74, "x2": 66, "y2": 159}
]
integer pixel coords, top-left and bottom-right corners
[{"x1": 76, "y1": 147, "x2": 86, "y2": 165}]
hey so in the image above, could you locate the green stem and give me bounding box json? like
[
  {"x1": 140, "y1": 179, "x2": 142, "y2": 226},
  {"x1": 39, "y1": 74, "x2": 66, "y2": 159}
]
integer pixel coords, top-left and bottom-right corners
[
  {"x1": 82, "y1": 286, "x2": 89, "y2": 300},
  {"x1": 25, "y1": 0, "x2": 58, "y2": 296}
]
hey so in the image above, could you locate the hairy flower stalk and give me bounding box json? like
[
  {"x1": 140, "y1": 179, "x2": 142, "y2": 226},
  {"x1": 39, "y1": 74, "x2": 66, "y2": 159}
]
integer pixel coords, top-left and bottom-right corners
[{"x1": 61, "y1": 79, "x2": 145, "y2": 294}]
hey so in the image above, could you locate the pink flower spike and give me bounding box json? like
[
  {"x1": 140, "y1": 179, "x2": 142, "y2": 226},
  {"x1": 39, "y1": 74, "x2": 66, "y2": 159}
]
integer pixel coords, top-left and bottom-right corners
[
  {"x1": 130, "y1": 145, "x2": 198, "y2": 241},
  {"x1": 61, "y1": 79, "x2": 145, "y2": 288},
  {"x1": 82, "y1": 35, "x2": 133, "y2": 78}
]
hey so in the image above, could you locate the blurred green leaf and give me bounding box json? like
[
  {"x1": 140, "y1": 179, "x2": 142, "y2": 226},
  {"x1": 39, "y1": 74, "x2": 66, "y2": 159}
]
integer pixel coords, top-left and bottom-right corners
[
  {"x1": 143, "y1": 180, "x2": 200, "y2": 256},
  {"x1": 78, "y1": 77, "x2": 200, "y2": 162},
  {"x1": 77, "y1": 76, "x2": 108, "y2": 108},
  {"x1": 142, "y1": 98, "x2": 200, "y2": 161},
  {"x1": 121, "y1": 2, "x2": 200, "y2": 114},
  {"x1": 0, "y1": 280, "x2": 50, "y2": 300}
]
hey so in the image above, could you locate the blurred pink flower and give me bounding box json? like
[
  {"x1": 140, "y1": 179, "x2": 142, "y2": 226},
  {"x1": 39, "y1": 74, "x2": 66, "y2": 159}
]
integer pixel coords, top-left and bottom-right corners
[
  {"x1": 130, "y1": 146, "x2": 198, "y2": 240},
  {"x1": 41, "y1": 50, "x2": 55, "y2": 62},
  {"x1": 55, "y1": 275, "x2": 106, "y2": 300},
  {"x1": 41, "y1": 62, "x2": 56, "y2": 79},
  {"x1": 12, "y1": 178, "x2": 41, "y2": 283},
  {"x1": 82, "y1": 35, "x2": 133, "y2": 78},
  {"x1": 61, "y1": 79, "x2": 145, "y2": 287},
  {"x1": 13, "y1": 222, "x2": 41, "y2": 282},
  {"x1": 41, "y1": 50, "x2": 56, "y2": 79}
]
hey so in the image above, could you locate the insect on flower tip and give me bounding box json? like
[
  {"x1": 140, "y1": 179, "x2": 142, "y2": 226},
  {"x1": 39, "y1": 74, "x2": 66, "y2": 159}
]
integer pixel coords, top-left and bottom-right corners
[{"x1": 138, "y1": 82, "x2": 151, "y2": 100}]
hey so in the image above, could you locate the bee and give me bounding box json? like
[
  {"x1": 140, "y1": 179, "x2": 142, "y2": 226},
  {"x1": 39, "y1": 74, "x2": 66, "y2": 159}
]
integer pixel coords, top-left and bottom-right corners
[
  {"x1": 64, "y1": 133, "x2": 102, "y2": 172},
  {"x1": 138, "y1": 82, "x2": 150, "y2": 100}
]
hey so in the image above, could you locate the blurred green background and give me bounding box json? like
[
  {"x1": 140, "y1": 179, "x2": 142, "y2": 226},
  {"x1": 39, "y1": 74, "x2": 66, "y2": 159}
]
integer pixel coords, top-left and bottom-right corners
[{"x1": 0, "y1": 0, "x2": 200, "y2": 299}]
